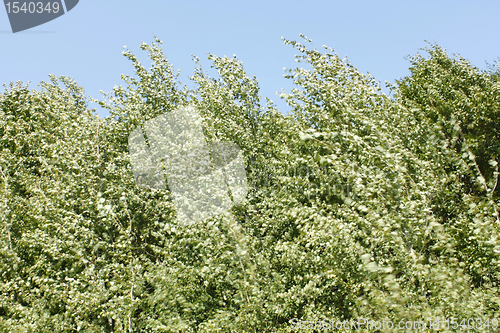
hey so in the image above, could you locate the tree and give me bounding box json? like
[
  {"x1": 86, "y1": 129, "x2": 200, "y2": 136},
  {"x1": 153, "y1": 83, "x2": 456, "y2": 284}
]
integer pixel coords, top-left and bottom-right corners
[{"x1": 0, "y1": 36, "x2": 498, "y2": 332}]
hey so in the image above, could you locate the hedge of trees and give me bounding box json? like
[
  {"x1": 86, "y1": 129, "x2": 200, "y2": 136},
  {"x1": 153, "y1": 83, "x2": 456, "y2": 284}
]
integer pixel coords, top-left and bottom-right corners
[{"x1": 0, "y1": 36, "x2": 499, "y2": 332}]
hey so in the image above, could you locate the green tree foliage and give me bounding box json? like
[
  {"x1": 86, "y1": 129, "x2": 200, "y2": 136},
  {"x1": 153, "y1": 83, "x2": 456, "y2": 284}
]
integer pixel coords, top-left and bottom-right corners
[{"x1": 0, "y1": 36, "x2": 499, "y2": 332}]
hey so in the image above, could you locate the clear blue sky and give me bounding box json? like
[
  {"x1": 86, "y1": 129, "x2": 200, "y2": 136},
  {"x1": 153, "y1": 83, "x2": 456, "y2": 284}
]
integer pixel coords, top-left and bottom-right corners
[{"x1": 1, "y1": 1, "x2": 500, "y2": 117}]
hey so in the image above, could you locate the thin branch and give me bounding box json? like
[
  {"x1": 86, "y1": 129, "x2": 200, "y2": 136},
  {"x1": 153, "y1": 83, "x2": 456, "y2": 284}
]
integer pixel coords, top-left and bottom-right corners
[
  {"x1": 0, "y1": 166, "x2": 12, "y2": 251},
  {"x1": 491, "y1": 159, "x2": 499, "y2": 195},
  {"x1": 95, "y1": 121, "x2": 100, "y2": 163}
]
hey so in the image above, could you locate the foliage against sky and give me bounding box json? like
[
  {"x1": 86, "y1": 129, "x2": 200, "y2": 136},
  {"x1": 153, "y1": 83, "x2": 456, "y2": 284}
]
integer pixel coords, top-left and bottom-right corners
[{"x1": 0, "y1": 36, "x2": 499, "y2": 332}]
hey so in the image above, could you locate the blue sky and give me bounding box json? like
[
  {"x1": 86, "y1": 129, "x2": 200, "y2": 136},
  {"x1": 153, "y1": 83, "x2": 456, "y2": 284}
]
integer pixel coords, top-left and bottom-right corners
[{"x1": 1, "y1": 1, "x2": 500, "y2": 117}]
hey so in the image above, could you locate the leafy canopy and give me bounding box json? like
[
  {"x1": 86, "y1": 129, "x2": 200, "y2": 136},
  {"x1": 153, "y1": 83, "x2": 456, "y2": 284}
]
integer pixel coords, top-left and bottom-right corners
[{"x1": 0, "y1": 36, "x2": 499, "y2": 332}]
